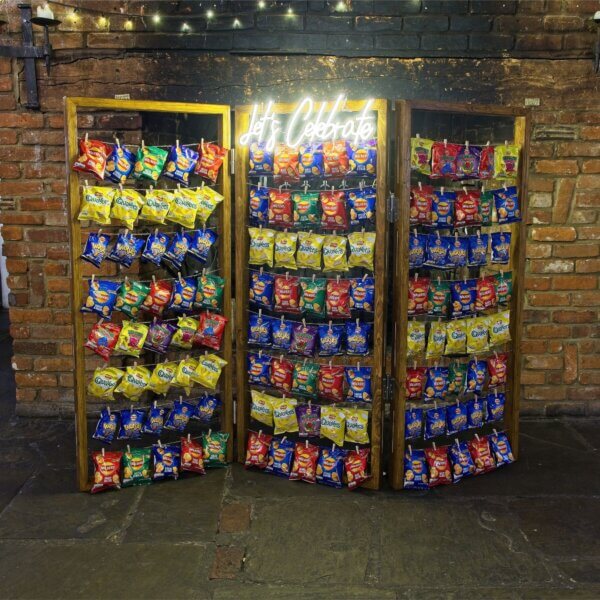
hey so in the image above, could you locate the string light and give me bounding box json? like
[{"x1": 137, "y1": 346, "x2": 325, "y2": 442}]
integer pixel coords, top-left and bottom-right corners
[
  {"x1": 206, "y1": 9, "x2": 215, "y2": 19},
  {"x1": 181, "y1": 22, "x2": 190, "y2": 32},
  {"x1": 97, "y1": 15, "x2": 109, "y2": 29},
  {"x1": 67, "y1": 8, "x2": 78, "y2": 23},
  {"x1": 335, "y1": 0, "x2": 347, "y2": 11},
  {"x1": 124, "y1": 19, "x2": 133, "y2": 31},
  {"x1": 286, "y1": 6, "x2": 294, "y2": 16},
  {"x1": 258, "y1": 0, "x2": 266, "y2": 7},
  {"x1": 233, "y1": 18, "x2": 241, "y2": 28},
  {"x1": 152, "y1": 13, "x2": 161, "y2": 24}
]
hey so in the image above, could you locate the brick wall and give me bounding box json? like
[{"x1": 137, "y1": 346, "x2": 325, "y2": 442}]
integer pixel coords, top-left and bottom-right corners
[{"x1": 0, "y1": 0, "x2": 598, "y2": 416}]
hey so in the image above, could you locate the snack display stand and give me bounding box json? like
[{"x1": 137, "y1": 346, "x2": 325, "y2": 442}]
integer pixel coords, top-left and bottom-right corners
[
  {"x1": 390, "y1": 100, "x2": 529, "y2": 490},
  {"x1": 65, "y1": 98, "x2": 233, "y2": 492}
]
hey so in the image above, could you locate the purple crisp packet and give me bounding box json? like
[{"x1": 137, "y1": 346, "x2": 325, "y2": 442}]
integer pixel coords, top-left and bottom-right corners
[
  {"x1": 290, "y1": 323, "x2": 318, "y2": 357},
  {"x1": 143, "y1": 320, "x2": 177, "y2": 354},
  {"x1": 296, "y1": 403, "x2": 321, "y2": 438}
]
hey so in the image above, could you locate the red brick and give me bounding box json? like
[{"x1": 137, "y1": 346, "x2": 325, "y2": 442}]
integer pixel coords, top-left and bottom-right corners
[
  {"x1": 564, "y1": 0, "x2": 600, "y2": 14},
  {"x1": 46, "y1": 279, "x2": 71, "y2": 293},
  {"x1": 515, "y1": 33, "x2": 562, "y2": 51},
  {"x1": 527, "y1": 324, "x2": 571, "y2": 338},
  {"x1": 1, "y1": 213, "x2": 44, "y2": 225},
  {"x1": 525, "y1": 355, "x2": 563, "y2": 370},
  {"x1": 575, "y1": 190, "x2": 600, "y2": 207},
  {"x1": 529, "y1": 142, "x2": 554, "y2": 158},
  {"x1": 0, "y1": 181, "x2": 44, "y2": 196},
  {"x1": 531, "y1": 226, "x2": 576, "y2": 242},
  {"x1": 528, "y1": 176, "x2": 555, "y2": 192},
  {"x1": 579, "y1": 372, "x2": 600, "y2": 385},
  {"x1": 19, "y1": 198, "x2": 65, "y2": 211},
  {"x1": 14, "y1": 372, "x2": 57, "y2": 388},
  {"x1": 521, "y1": 370, "x2": 546, "y2": 385},
  {"x1": 553, "y1": 310, "x2": 596, "y2": 323},
  {"x1": 527, "y1": 243, "x2": 552, "y2": 258},
  {"x1": 581, "y1": 160, "x2": 600, "y2": 174},
  {"x1": 552, "y1": 274, "x2": 597, "y2": 289},
  {"x1": 578, "y1": 227, "x2": 600, "y2": 240},
  {"x1": 5, "y1": 258, "x2": 28, "y2": 274},
  {"x1": 572, "y1": 209, "x2": 598, "y2": 224},
  {"x1": 9, "y1": 325, "x2": 30, "y2": 339},
  {"x1": 7, "y1": 275, "x2": 28, "y2": 289},
  {"x1": 24, "y1": 228, "x2": 68, "y2": 243},
  {"x1": 554, "y1": 243, "x2": 599, "y2": 258},
  {"x1": 23, "y1": 163, "x2": 66, "y2": 179},
  {"x1": 552, "y1": 178, "x2": 575, "y2": 224},
  {"x1": 535, "y1": 160, "x2": 579, "y2": 176},
  {"x1": 529, "y1": 209, "x2": 552, "y2": 225},
  {"x1": 0, "y1": 163, "x2": 21, "y2": 179},
  {"x1": 47, "y1": 295, "x2": 70, "y2": 309},
  {"x1": 0, "y1": 130, "x2": 17, "y2": 144},
  {"x1": 3, "y1": 242, "x2": 47, "y2": 258},
  {"x1": 529, "y1": 259, "x2": 574, "y2": 273},
  {"x1": 21, "y1": 130, "x2": 65, "y2": 145},
  {"x1": 580, "y1": 126, "x2": 600, "y2": 140},
  {"x1": 16, "y1": 389, "x2": 36, "y2": 403},
  {"x1": 581, "y1": 356, "x2": 600, "y2": 370},
  {"x1": 544, "y1": 15, "x2": 585, "y2": 31},
  {"x1": 44, "y1": 263, "x2": 68, "y2": 276},
  {"x1": 577, "y1": 175, "x2": 600, "y2": 189},
  {"x1": 33, "y1": 357, "x2": 74, "y2": 371},
  {"x1": 520, "y1": 340, "x2": 547, "y2": 353},
  {"x1": 557, "y1": 142, "x2": 600, "y2": 157},
  {"x1": 1, "y1": 225, "x2": 23, "y2": 241},
  {"x1": 576, "y1": 258, "x2": 600, "y2": 273},
  {"x1": 10, "y1": 308, "x2": 52, "y2": 323},
  {"x1": 572, "y1": 291, "x2": 600, "y2": 306},
  {"x1": 0, "y1": 113, "x2": 43, "y2": 128},
  {"x1": 547, "y1": 340, "x2": 564, "y2": 353},
  {"x1": 527, "y1": 292, "x2": 571, "y2": 307},
  {"x1": 523, "y1": 385, "x2": 567, "y2": 401},
  {"x1": 525, "y1": 276, "x2": 552, "y2": 291}
]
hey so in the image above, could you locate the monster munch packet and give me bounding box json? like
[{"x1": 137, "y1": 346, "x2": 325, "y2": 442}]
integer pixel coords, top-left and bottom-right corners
[
  {"x1": 93, "y1": 407, "x2": 119, "y2": 444},
  {"x1": 265, "y1": 437, "x2": 295, "y2": 477},
  {"x1": 202, "y1": 431, "x2": 229, "y2": 468},
  {"x1": 78, "y1": 186, "x2": 114, "y2": 226},
  {"x1": 410, "y1": 136, "x2": 434, "y2": 175},
  {"x1": 87, "y1": 367, "x2": 124, "y2": 400},
  {"x1": 81, "y1": 231, "x2": 111, "y2": 268},
  {"x1": 144, "y1": 319, "x2": 177, "y2": 354},
  {"x1": 289, "y1": 441, "x2": 319, "y2": 484},
  {"x1": 82, "y1": 278, "x2": 121, "y2": 319},
  {"x1": 85, "y1": 321, "x2": 121, "y2": 361},
  {"x1": 194, "y1": 311, "x2": 228, "y2": 351},
  {"x1": 73, "y1": 137, "x2": 111, "y2": 180},
  {"x1": 147, "y1": 361, "x2": 177, "y2": 396},
  {"x1": 170, "y1": 316, "x2": 199, "y2": 350},
  {"x1": 140, "y1": 189, "x2": 174, "y2": 224},
  {"x1": 195, "y1": 142, "x2": 228, "y2": 183},
  {"x1": 114, "y1": 365, "x2": 151, "y2": 400},
  {"x1": 316, "y1": 446, "x2": 346, "y2": 489},
  {"x1": 290, "y1": 323, "x2": 318, "y2": 357},
  {"x1": 181, "y1": 435, "x2": 206, "y2": 474},
  {"x1": 296, "y1": 403, "x2": 321, "y2": 437},
  {"x1": 90, "y1": 449, "x2": 122, "y2": 494},
  {"x1": 494, "y1": 143, "x2": 520, "y2": 179},
  {"x1": 122, "y1": 447, "x2": 152, "y2": 487},
  {"x1": 425, "y1": 446, "x2": 452, "y2": 487},
  {"x1": 163, "y1": 144, "x2": 199, "y2": 186},
  {"x1": 142, "y1": 403, "x2": 166, "y2": 436},
  {"x1": 403, "y1": 447, "x2": 428, "y2": 490},
  {"x1": 245, "y1": 430, "x2": 272, "y2": 469}
]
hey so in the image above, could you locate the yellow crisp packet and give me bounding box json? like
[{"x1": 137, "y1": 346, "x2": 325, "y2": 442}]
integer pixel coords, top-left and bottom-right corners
[
  {"x1": 147, "y1": 361, "x2": 178, "y2": 395},
  {"x1": 249, "y1": 227, "x2": 276, "y2": 267},
  {"x1": 344, "y1": 408, "x2": 369, "y2": 444},
  {"x1": 494, "y1": 143, "x2": 520, "y2": 179},
  {"x1": 489, "y1": 310, "x2": 511, "y2": 346},
  {"x1": 172, "y1": 357, "x2": 198, "y2": 395},
  {"x1": 115, "y1": 364, "x2": 151, "y2": 400},
  {"x1": 87, "y1": 367, "x2": 124, "y2": 400},
  {"x1": 197, "y1": 186, "x2": 224, "y2": 223},
  {"x1": 320, "y1": 405, "x2": 346, "y2": 447},
  {"x1": 426, "y1": 321, "x2": 447, "y2": 359},
  {"x1": 274, "y1": 231, "x2": 298, "y2": 270},
  {"x1": 114, "y1": 321, "x2": 149, "y2": 357},
  {"x1": 170, "y1": 316, "x2": 199, "y2": 350},
  {"x1": 110, "y1": 188, "x2": 144, "y2": 230},
  {"x1": 272, "y1": 396, "x2": 298, "y2": 435},
  {"x1": 166, "y1": 188, "x2": 199, "y2": 229},
  {"x1": 445, "y1": 320, "x2": 467, "y2": 355},
  {"x1": 192, "y1": 353, "x2": 228, "y2": 389},
  {"x1": 407, "y1": 320, "x2": 426, "y2": 356},
  {"x1": 296, "y1": 231, "x2": 325, "y2": 270},
  {"x1": 466, "y1": 316, "x2": 490, "y2": 354},
  {"x1": 140, "y1": 189, "x2": 174, "y2": 224},
  {"x1": 250, "y1": 389, "x2": 275, "y2": 427},
  {"x1": 78, "y1": 186, "x2": 114, "y2": 225},
  {"x1": 410, "y1": 136, "x2": 434, "y2": 175},
  {"x1": 348, "y1": 231, "x2": 376, "y2": 270},
  {"x1": 322, "y1": 234, "x2": 348, "y2": 272}
]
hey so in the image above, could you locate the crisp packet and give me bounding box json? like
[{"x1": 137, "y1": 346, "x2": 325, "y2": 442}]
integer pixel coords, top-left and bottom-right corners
[
  {"x1": 348, "y1": 187, "x2": 376, "y2": 226},
  {"x1": 271, "y1": 317, "x2": 293, "y2": 351},
  {"x1": 449, "y1": 440, "x2": 476, "y2": 482},
  {"x1": 144, "y1": 319, "x2": 176, "y2": 354},
  {"x1": 349, "y1": 276, "x2": 375, "y2": 311},
  {"x1": 455, "y1": 144, "x2": 481, "y2": 179},
  {"x1": 171, "y1": 316, "x2": 199, "y2": 350},
  {"x1": 322, "y1": 235, "x2": 349, "y2": 272},
  {"x1": 446, "y1": 235, "x2": 468, "y2": 269},
  {"x1": 348, "y1": 231, "x2": 376, "y2": 270},
  {"x1": 345, "y1": 447, "x2": 370, "y2": 490},
  {"x1": 489, "y1": 431, "x2": 515, "y2": 466},
  {"x1": 188, "y1": 229, "x2": 218, "y2": 264},
  {"x1": 326, "y1": 279, "x2": 351, "y2": 319},
  {"x1": 405, "y1": 407, "x2": 423, "y2": 439},
  {"x1": 468, "y1": 233, "x2": 489, "y2": 267},
  {"x1": 298, "y1": 142, "x2": 324, "y2": 179},
  {"x1": 245, "y1": 430, "x2": 272, "y2": 469},
  {"x1": 115, "y1": 280, "x2": 149, "y2": 319},
  {"x1": 107, "y1": 232, "x2": 144, "y2": 268},
  {"x1": 193, "y1": 354, "x2": 227, "y2": 389},
  {"x1": 425, "y1": 234, "x2": 450, "y2": 269},
  {"x1": 142, "y1": 279, "x2": 172, "y2": 318},
  {"x1": 410, "y1": 184, "x2": 433, "y2": 226},
  {"x1": 114, "y1": 365, "x2": 151, "y2": 400},
  {"x1": 274, "y1": 274, "x2": 301, "y2": 314},
  {"x1": 93, "y1": 407, "x2": 119, "y2": 443},
  {"x1": 468, "y1": 435, "x2": 496, "y2": 475},
  {"x1": 446, "y1": 401, "x2": 468, "y2": 435},
  {"x1": 133, "y1": 145, "x2": 168, "y2": 182},
  {"x1": 488, "y1": 352, "x2": 508, "y2": 388},
  {"x1": 248, "y1": 227, "x2": 275, "y2": 267},
  {"x1": 249, "y1": 185, "x2": 269, "y2": 226},
  {"x1": 408, "y1": 232, "x2": 427, "y2": 268},
  {"x1": 141, "y1": 231, "x2": 169, "y2": 266},
  {"x1": 467, "y1": 396, "x2": 485, "y2": 429},
  {"x1": 91, "y1": 450, "x2": 122, "y2": 494},
  {"x1": 181, "y1": 436, "x2": 206, "y2": 474},
  {"x1": 479, "y1": 144, "x2": 495, "y2": 179},
  {"x1": 265, "y1": 437, "x2": 295, "y2": 477},
  {"x1": 248, "y1": 313, "x2": 271, "y2": 346},
  {"x1": 431, "y1": 141, "x2": 460, "y2": 179},
  {"x1": 424, "y1": 366, "x2": 449, "y2": 401},
  {"x1": 163, "y1": 232, "x2": 192, "y2": 271},
  {"x1": 122, "y1": 447, "x2": 152, "y2": 487},
  {"x1": 152, "y1": 443, "x2": 180, "y2": 480},
  {"x1": 466, "y1": 358, "x2": 487, "y2": 393},
  {"x1": 247, "y1": 352, "x2": 271, "y2": 386},
  {"x1": 320, "y1": 405, "x2": 346, "y2": 447},
  {"x1": 494, "y1": 144, "x2": 519, "y2": 179},
  {"x1": 292, "y1": 191, "x2": 319, "y2": 227},
  {"x1": 346, "y1": 139, "x2": 377, "y2": 176},
  {"x1": 196, "y1": 274, "x2": 224, "y2": 311},
  {"x1": 169, "y1": 276, "x2": 197, "y2": 313},
  {"x1": 274, "y1": 142, "x2": 299, "y2": 184},
  {"x1": 425, "y1": 446, "x2": 452, "y2": 487},
  {"x1": 345, "y1": 366, "x2": 372, "y2": 403},
  {"x1": 296, "y1": 403, "x2": 321, "y2": 437},
  {"x1": 320, "y1": 190, "x2": 348, "y2": 231},
  {"x1": 466, "y1": 316, "x2": 490, "y2": 354},
  {"x1": 424, "y1": 405, "x2": 446, "y2": 440},
  {"x1": 405, "y1": 367, "x2": 427, "y2": 400},
  {"x1": 495, "y1": 272, "x2": 513, "y2": 305},
  {"x1": 486, "y1": 390, "x2": 506, "y2": 422},
  {"x1": 166, "y1": 188, "x2": 200, "y2": 229},
  {"x1": 292, "y1": 361, "x2": 319, "y2": 396},
  {"x1": 172, "y1": 357, "x2": 198, "y2": 396},
  {"x1": 451, "y1": 279, "x2": 476, "y2": 318},
  {"x1": 408, "y1": 275, "x2": 430, "y2": 316},
  {"x1": 299, "y1": 277, "x2": 326, "y2": 316},
  {"x1": 491, "y1": 231, "x2": 511, "y2": 264},
  {"x1": 345, "y1": 408, "x2": 369, "y2": 445},
  {"x1": 479, "y1": 190, "x2": 493, "y2": 225},
  {"x1": 274, "y1": 231, "x2": 298, "y2": 270},
  {"x1": 427, "y1": 279, "x2": 450, "y2": 317},
  {"x1": 346, "y1": 320, "x2": 372, "y2": 355},
  {"x1": 140, "y1": 189, "x2": 173, "y2": 224},
  {"x1": 445, "y1": 320, "x2": 466, "y2": 355},
  {"x1": 117, "y1": 408, "x2": 145, "y2": 440},
  {"x1": 73, "y1": 137, "x2": 110, "y2": 180},
  {"x1": 268, "y1": 190, "x2": 293, "y2": 227},
  {"x1": 164, "y1": 400, "x2": 195, "y2": 432},
  {"x1": 317, "y1": 365, "x2": 345, "y2": 402},
  {"x1": 249, "y1": 270, "x2": 274, "y2": 308},
  {"x1": 249, "y1": 141, "x2": 273, "y2": 176},
  {"x1": 250, "y1": 389, "x2": 275, "y2": 426},
  {"x1": 296, "y1": 232, "x2": 325, "y2": 270},
  {"x1": 431, "y1": 190, "x2": 455, "y2": 229},
  {"x1": 87, "y1": 367, "x2": 124, "y2": 400},
  {"x1": 163, "y1": 144, "x2": 198, "y2": 186},
  {"x1": 195, "y1": 142, "x2": 227, "y2": 183},
  {"x1": 410, "y1": 136, "x2": 434, "y2": 175},
  {"x1": 194, "y1": 311, "x2": 228, "y2": 351},
  {"x1": 407, "y1": 320, "x2": 426, "y2": 356},
  {"x1": 290, "y1": 323, "x2": 318, "y2": 356},
  {"x1": 323, "y1": 140, "x2": 350, "y2": 179},
  {"x1": 142, "y1": 402, "x2": 166, "y2": 436},
  {"x1": 85, "y1": 321, "x2": 121, "y2": 361},
  {"x1": 494, "y1": 186, "x2": 520, "y2": 223},
  {"x1": 475, "y1": 276, "x2": 497, "y2": 312},
  {"x1": 403, "y1": 448, "x2": 428, "y2": 490},
  {"x1": 147, "y1": 361, "x2": 177, "y2": 396},
  {"x1": 81, "y1": 232, "x2": 111, "y2": 268},
  {"x1": 489, "y1": 310, "x2": 511, "y2": 346},
  {"x1": 114, "y1": 321, "x2": 149, "y2": 357},
  {"x1": 454, "y1": 189, "x2": 480, "y2": 227},
  {"x1": 448, "y1": 362, "x2": 467, "y2": 395},
  {"x1": 426, "y1": 321, "x2": 447, "y2": 359},
  {"x1": 316, "y1": 446, "x2": 346, "y2": 489},
  {"x1": 78, "y1": 186, "x2": 114, "y2": 225},
  {"x1": 81, "y1": 278, "x2": 120, "y2": 319},
  {"x1": 272, "y1": 396, "x2": 299, "y2": 435},
  {"x1": 110, "y1": 188, "x2": 144, "y2": 230},
  {"x1": 289, "y1": 441, "x2": 319, "y2": 483}
]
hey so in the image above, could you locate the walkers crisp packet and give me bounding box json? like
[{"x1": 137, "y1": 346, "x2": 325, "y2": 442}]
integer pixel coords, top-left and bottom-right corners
[
  {"x1": 292, "y1": 191, "x2": 319, "y2": 227},
  {"x1": 82, "y1": 278, "x2": 121, "y2": 319},
  {"x1": 316, "y1": 446, "x2": 346, "y2": 489},
  {"x1": 245, "y1": 430, "x2": 272, "y2": 469},
  {"x1": 403, "y1": 448, "x2": 428, "y2": 490},
  {"x1": 140, "y1": 189, "x2": 173, "y2": 224},
  {"x1": 133, "y1": 144, "x2": 168, "y2": 182},
  {"x1": 195, "y1": 142, "x2": 227, "y2": 183},
  {"x1": 87, "y1": 367, "x2": 124, "y2": 400},
  {"x1": 114, "y1": 365, "x2": 151, "y2": 400},
  {"x1": 299, "y1": 277, "x2": 326, "y2": 316},
  {"x1": 163, "y1": 144, "x2": 199, "y2": 186},
  {"x1": 265, "y1": 437, "x2": 295, "y2": 477},
  {"x1": 248, "y1": 227, "x2": 275, "y2": 267},
  {"x1": 289, "y1": 441, "x2": 319, "y2": 483},
  {"x1": 425, "y1": 446, "x2": 452, "y2": 487},
  {"x1": 166, "y1": 188, "x2": 200, "y2": 229},
  {"x1": 274, "y1": 231, "x2": 298, "y2": 270},
  {"x1": 78, "y1": 186, "x2": 114, "y2": 225},
  {"x1": 73, "y1": 137, "x2": 110, "y2": 180},
  {"x1": 91, "y1": 450, "x2": 122, "y2": 493}
]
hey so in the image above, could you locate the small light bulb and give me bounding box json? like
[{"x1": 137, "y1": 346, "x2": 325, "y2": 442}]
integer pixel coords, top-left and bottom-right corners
[
  {"x1": 98, "y1": 15, "x2": 108, "y2": 28},
  {"x1": 68, "y1": 9, "x2": 78, "y2": 22},
  {"x1": 287, "y1": 6, "x2": 294, "y2": 16},
  {"x1": 206, "y1": 9, "x2": 214, "y2": 19},
  {"x1": 336, "y1": 0, "x2": 346, "y2": 11},
  {"x1": 258, "y1": 0, "x2": 266, "y2": 7},
  {"x1": 124, "y1": 19, "x2": 133, "y2": 31},
  {"x1": 233, "y1": 18, "x2": 241, "y2": 27},
  {"x1": 181, "y1": 22, "x2": 190, "y2": 31},
  {"x1": 152, "y1": 14, "x2": 161, "y2": 24}
]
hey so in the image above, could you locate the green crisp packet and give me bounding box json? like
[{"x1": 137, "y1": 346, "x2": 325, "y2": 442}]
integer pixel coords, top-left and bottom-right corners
[
  {"x1": 133, "y1": 145, "x2": 168, "y2": 181},
  {"x1": 115, "y1": 280, "x2": 150, "y2": 319},
  {"x1": 495, "y1": 272, "x2": 513, "y2": 305},
  {"x1": 122, "y1": 447, "x2": 152, "y2": 487},
  {"x1": 195, "y1": 274, "x2": 225, "y2": 311},
  {"x1": 299, "y1": 277, "x2": 326, "y2": 316},
  {"x1": 292, "y1": 192, "x2": 319, "y2": 227},
  {"x1": 292, "y1": 362, "x2": 319, "y2": 397},
  {"x1": 202, "y1": 431, "x2": 229, "y2": 468}
]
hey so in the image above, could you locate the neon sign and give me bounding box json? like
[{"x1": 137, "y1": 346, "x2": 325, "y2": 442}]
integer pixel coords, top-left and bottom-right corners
[{"x1": 239, "y1": 95, "x2": 376, "y2": 151}]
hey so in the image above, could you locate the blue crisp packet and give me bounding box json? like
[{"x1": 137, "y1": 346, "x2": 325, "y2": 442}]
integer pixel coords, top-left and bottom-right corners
[
  {"x1": 188, "y1": 228, "x2": 218, "y2": 263},
  {"x1": 451, "y1": 279, "x2": 476, "y2": 318},
  {"x1": 466, "y1": 359, "x2": 487, "y2": 394},
  {"x1": 489, "y1": 431, "x2": 515, "y2": 466},
  {"x1": 405, "y1": 407, "x2": 423, "y2": 440},
  {"x1": 142, "y1": 403, "x2": 166, "y2": 436},
  {"x1": 347, "y1": 187, "x2": 376, "y2": 226},
  {"x1": 346, "y1": 139, "x2": 377, "y2": 176},
  {"x1": 468, "y1": 233, "x2": 489, "y2": 267},
  {"x1": 449, "y1": 440, "x2": 476, "y2": 482},
  {"x1": 249, "y1": 142, "x2": 273, "y2": 176},
  {"x1": 424, "y1": 405, "x2": 447, "y2": 440},
  {"x1": 164, "y1": 400, "x2": 194, "y2": 432},
  {"x1": 142, "y1": 231, "x2": 170, "y2": 266},
  {"x1": 345, "y1": 366, "x2": 372, "y2": 403},
  {"x1": 298, "y1": 142, "x2": 324, "y2": 180},
  {"x1": 446, "y1": 401, "x2": 468, "y2": 435},
  {"x1": 265, "y1": 436, "x2": 295, "y2": 478},
  {"x1": 409, "y1": 233, "x2": 427, "y2": 268},
  {"x1": 432, "y1": 190, "x2": 455, "y2": 229},
  {"x1": 423, "y1": 366, "x2": 449, "y2": 401},
  {"x1": 168, "y1": 276, "x2": 197, "y2": 313},
  {"x1": 491, "y1": 231, "x2": 511, "y2": 265},
  {"x1": 81, "y1": 232, "x2": 111, "y2": 268},
  {"x1": 403, "y1": 448, "x2": 429, "y2": 490},
  {"x1": 318, "y1": 323, "x2": 344, "y2": 356},
  {"x1": 455, "y1": 144, "x2": 481, "y2": 179},
  {"x1": 247, "y1": 351, "x2": 271, "y2": 385},
  {"x1": 345, "y1": 320, "x2": 372, "y2": 355},
  {"x1": 81, "y1": 278, "x2": 121, "y2": 319},
  {"x1": 105, "y1": 144, "x2": 135, "y2": 184},
  {"x1": 425, "y1": 234, "x2": 450, "y2": 268},
  {"x1": 249, "y1": 270, "x2": 274, "y2": 309},
  {"x1": 316, "y1": 446, "x2": 346, "y2": 489},
  {"x1": 270, "y1": 317, "x2": 293, "y2": 351},
  {"x1": 117, "y1": 408, "x2": 145, "y2": 440},
  {"x1": 107, "y1": 232, "x2": 144, "y2": 268},
  {"x1": 92, "y1": 407, "x2": 119, "y2": 444},
  {"x1": 467, "y1": 396, "x2": 485, "y2": 429},
  {"x1": 486, "y1": 391, "x2": 506, "y2": 422},
  {"x1": 152, "y1": 443, "x2": 180, "y2": 480},
  {"x1": 162, "y1": 144, "x2": 199, "y2": 186},
  {"x1": 350, "y1": 276, "x2": 375, "y2": 311},
  {"x1": 163, "y1": 231, "x2": 192, "y2": 271},
  {"x1": 445, "y1": 235, "x2": 468, "y2": 268},
  {"x1": 249, "y1": 185, "x2": 270, "y2": 225},
  {"x1": 493, "y1": 186, "x2": 520, "y2": 224},
  {"x1": 194, "y1": 394, "x2": 221, "y2": 423},
  {"x1": 248, "y1": 313, "x2": 272, "y2": 346}
]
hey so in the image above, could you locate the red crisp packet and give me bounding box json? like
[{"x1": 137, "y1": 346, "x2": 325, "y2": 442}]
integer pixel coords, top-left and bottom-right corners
[
  {"x1": 73, "y1": 137, "x2": 111, "y2": 180},
  {"x1": 274, "y1": 275, "x2": 301, "y2": 314},
  {"x1": 468, "y1": 435, "x2": 496, "y2": 475},
  {"x1": 142, "y1": 279, "x2": 173, "y2": 317},
  {"x1": 431, "y1": 141, "x2": 460, "y2": 179},
  {"x1": 405, "y1": 366, "x2": 427, "y2": 400},
  {"x1": 488, "y1": 353, "x2": 508, "y2": 388},
  {"x1": 479, "y1": 145, "x2": 494, "y2": 179},
  {"x1": 91, "y1": 449, "x2": 122, "y2": 493},
  {"x1": 326, "y1": 279, "x2": 351, "y2": 319},
  {"x1": 317, "y1": 365, "x2": 345, "y2": 402},
  {"x1": 85, "y1": 321, "x2": 121, "y2": 361},
  {"x1": 475, "y1": 276, "x2": 497, "y2": 312},
  {"x1": 271, "y1": 357, "x2": 294, "y2": 392},
  {"x1": 274, "y1": 142, "x2": 299, "y2": 184},
  {"x1": 320, "y1": 190, "x2": 348, "y2": 230},
  {"x1": 345, "y1": 447, "x2": 370, "y2": 490},
  {"x1": 425, "y1": 445, "x2": 452, "y2": 487},
  {"x1": 323, "y1": 140, "x2": 349, "y2": 179},
  {"x1": 454, "y1": 190, "x2": 481, "y2": 227},
  {"x1": 244, "y1": 430, "x2": 272, "y2": 469},
  {"x1": 194, "y1": 311, "x2": 228, "y2": 351},
  {"x1": 268, "y1": 190, "x2": 293, "y2": 227},
  {"x1": 195, "y1": 142, "x2": 227, "y2": 183},
  {"x1": 181, "y1": 435, "x2": 206, "y2": 474},
  {"x1": 410, "y1": 185, "x2": 433, "y2": 226},
  {"x1": 408, "y1": 276, "x2": 430, "y2": 316},
  {"x1": 289, "y1": 441, "x2": 319, "y2": 483}
]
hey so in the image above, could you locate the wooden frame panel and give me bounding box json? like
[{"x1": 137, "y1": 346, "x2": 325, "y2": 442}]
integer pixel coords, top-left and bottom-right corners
[
  {"x1": 390, "y1": 100, "x2": 529, "y2": 490},
  {"x1": 235, "y1": 99, "x2": 389, "y2": 490},
  {"x1": 65, "y1": 97, "x2": 233, "y2": 491}
]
